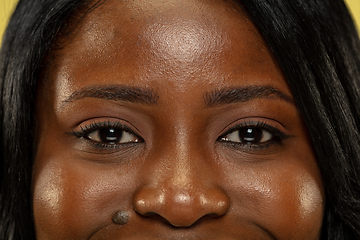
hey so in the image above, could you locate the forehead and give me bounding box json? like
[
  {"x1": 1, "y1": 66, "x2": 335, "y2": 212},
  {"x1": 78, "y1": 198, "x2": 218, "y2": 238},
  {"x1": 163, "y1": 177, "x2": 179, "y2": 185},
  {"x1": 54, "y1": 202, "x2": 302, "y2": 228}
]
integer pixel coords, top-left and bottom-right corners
[
  {"x1": 44, "y1": 0, "x2": 289, "y2": 104},
  {"x1": 65, "y1": 0, "x2": 253, "y2": 57}
]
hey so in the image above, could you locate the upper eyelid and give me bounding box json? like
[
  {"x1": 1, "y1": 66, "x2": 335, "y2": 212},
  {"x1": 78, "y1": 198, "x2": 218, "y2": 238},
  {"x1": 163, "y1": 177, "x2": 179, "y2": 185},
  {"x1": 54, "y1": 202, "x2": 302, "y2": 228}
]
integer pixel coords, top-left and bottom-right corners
[
  {"x1": 82, "y1": 122, "x2": 131, "y2": 133},
  {"x1": 217, "y1": 117, "x2": 286, "y2": 136}
]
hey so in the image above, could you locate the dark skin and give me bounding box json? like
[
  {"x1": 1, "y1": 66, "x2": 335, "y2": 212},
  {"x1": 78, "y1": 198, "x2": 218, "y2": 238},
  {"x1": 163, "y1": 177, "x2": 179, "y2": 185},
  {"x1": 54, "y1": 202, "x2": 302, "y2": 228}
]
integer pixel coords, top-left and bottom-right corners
[{"x1": 33, "y1": 0, "x2": 325, "y2": 239}]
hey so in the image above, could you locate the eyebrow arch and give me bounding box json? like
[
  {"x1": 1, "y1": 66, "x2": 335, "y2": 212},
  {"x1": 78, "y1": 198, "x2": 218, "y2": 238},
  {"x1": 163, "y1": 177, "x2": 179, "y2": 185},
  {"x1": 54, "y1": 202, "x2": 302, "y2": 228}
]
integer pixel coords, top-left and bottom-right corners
[
  {"x1": 62, "y1": 85, "x2": 159, "y2": 105},
  {"x1": 204, "y1": 85, "x2": 294, "y2": 107}
]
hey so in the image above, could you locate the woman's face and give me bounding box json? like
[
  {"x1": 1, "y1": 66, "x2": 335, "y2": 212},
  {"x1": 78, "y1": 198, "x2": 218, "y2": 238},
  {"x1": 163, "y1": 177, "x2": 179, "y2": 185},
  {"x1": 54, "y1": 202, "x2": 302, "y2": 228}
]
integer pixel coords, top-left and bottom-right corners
[{"x1": 33, "y1": 0, "x2": 324, "y2": 239}]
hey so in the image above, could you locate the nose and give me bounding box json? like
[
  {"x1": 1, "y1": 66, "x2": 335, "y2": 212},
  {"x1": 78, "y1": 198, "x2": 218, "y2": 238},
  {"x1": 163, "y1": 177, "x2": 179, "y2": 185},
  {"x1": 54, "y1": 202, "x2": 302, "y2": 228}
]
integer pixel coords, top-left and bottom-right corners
[
  {"x1": 133, "y1": 186, "x2": 229, "y2": 227},
  {"x1": 132, "y1": 147, "x2": 230, "y2": 227}
]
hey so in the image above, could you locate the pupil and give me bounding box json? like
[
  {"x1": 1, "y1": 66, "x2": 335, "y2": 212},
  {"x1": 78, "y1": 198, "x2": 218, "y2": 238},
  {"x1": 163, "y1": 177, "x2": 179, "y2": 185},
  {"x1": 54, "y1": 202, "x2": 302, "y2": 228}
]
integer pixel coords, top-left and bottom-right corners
[
  {"x1": 239, "y1": 128, "x2": 262, "y2": 143},
  {"x1": 99, "y1": 128, "x2": 122, "y2": 143}
]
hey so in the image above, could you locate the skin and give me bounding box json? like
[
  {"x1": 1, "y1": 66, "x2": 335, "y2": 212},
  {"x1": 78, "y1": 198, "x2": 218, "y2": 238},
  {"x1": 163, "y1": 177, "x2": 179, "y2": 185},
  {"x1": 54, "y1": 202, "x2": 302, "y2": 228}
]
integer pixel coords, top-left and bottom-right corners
[{"x1": 32, "y1": 0, "x2": 325, "y2": 239}]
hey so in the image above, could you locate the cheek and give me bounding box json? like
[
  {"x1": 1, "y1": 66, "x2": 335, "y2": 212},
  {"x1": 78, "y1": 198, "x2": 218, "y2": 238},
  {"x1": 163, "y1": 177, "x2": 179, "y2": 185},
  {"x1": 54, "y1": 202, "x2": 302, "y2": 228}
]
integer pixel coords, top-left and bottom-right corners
[
  {"x1": 32, "y1": 156, "x2": 136, "y2": 240},
  {"x1": 224, "y1": 160, "x2": 324, "y2": 239}
]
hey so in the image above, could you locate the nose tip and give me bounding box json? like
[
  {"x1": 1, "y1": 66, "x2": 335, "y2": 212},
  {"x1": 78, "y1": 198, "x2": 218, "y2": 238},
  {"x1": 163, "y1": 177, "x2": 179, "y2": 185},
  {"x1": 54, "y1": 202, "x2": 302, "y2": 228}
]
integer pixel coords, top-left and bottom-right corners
[{"x1": 133, "y1": 187, "x2": 230, "y2": 227}]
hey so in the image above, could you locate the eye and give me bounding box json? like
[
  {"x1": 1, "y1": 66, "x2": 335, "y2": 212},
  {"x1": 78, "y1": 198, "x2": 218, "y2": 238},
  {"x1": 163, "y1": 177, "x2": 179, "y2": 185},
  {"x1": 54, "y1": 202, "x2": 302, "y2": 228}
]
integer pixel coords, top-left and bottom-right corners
[
  {"x1": 220, "y1": 127, "x2": 273, "y2": 144},
  {"x1": 217, "y1": 120, "x2": 290, "y2": 150},
  {"x1": 86, "y1": 128, "x2": 140, "y2": 144},
  {"x1": 71, "y1": 120, "x2": 144, "y2": 148}
]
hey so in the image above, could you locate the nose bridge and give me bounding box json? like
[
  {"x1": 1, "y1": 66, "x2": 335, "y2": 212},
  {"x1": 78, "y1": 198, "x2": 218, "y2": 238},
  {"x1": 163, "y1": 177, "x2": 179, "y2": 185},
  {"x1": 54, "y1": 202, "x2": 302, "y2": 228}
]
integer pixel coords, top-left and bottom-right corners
[
  {"x1": 133, "y1": 126, "x2": 229, "y2": 227},
  {"x1": 136, "y1": 126, "x2": 200, "y2": 195},
  {"x1": 169, "y1": 131, "x2": 199, "y2": 189},
  {"x1": 152, "y1": 122, "x2": 209, "y2": 192},
  {"x1": 148, "y1": 117, "x2": 208, "y2": 185}
]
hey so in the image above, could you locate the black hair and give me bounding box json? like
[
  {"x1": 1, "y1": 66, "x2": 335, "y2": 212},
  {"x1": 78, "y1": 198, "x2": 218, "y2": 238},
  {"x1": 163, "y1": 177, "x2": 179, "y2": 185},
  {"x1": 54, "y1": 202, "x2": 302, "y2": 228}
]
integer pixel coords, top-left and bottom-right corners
[{"x1": 1, "y1": 0, "x2": 360, "y2": 239}]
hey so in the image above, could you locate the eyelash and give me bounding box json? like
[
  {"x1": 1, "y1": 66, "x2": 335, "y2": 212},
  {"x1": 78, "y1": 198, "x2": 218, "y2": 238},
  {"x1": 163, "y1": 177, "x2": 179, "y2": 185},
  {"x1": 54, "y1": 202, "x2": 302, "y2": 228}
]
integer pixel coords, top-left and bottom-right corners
[
  {"x1": 71, "y1": 120, "x2": 143, "y2": 150},
  {"x1": 71, "y1": 119, "x2": 288, "y2": 152},
  {"x1": 217, "y1": 120, "x2": 289, "y2": 150}
]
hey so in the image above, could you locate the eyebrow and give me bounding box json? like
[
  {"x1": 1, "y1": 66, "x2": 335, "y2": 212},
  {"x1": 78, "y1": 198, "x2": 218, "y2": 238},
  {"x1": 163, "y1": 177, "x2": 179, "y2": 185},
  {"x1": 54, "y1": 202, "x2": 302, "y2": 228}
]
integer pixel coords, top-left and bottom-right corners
[
  {"x1": 62, "y1": 85, "x2": 159, "y2": 105},
  {"x1": 204, "y1": 85, "x2": 294, "y2": 107}
]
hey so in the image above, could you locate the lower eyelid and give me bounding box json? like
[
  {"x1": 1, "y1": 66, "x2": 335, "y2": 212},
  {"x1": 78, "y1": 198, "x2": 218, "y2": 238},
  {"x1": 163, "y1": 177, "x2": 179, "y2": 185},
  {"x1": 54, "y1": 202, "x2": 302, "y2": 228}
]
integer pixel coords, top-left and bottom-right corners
[
  {"x1": 218, "y1": 140, "x2": 275, "y2": 153},
  {"x1": 70, "y1": 131, "x2": 145, "y2": 156}
]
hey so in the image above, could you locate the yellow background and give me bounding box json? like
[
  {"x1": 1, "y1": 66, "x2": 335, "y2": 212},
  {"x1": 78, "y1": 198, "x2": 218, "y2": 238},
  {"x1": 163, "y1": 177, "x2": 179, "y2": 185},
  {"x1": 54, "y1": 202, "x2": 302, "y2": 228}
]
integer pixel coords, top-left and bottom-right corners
[{"x1": 0, "y1": 0, "x2": 360, "y2": 44}]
